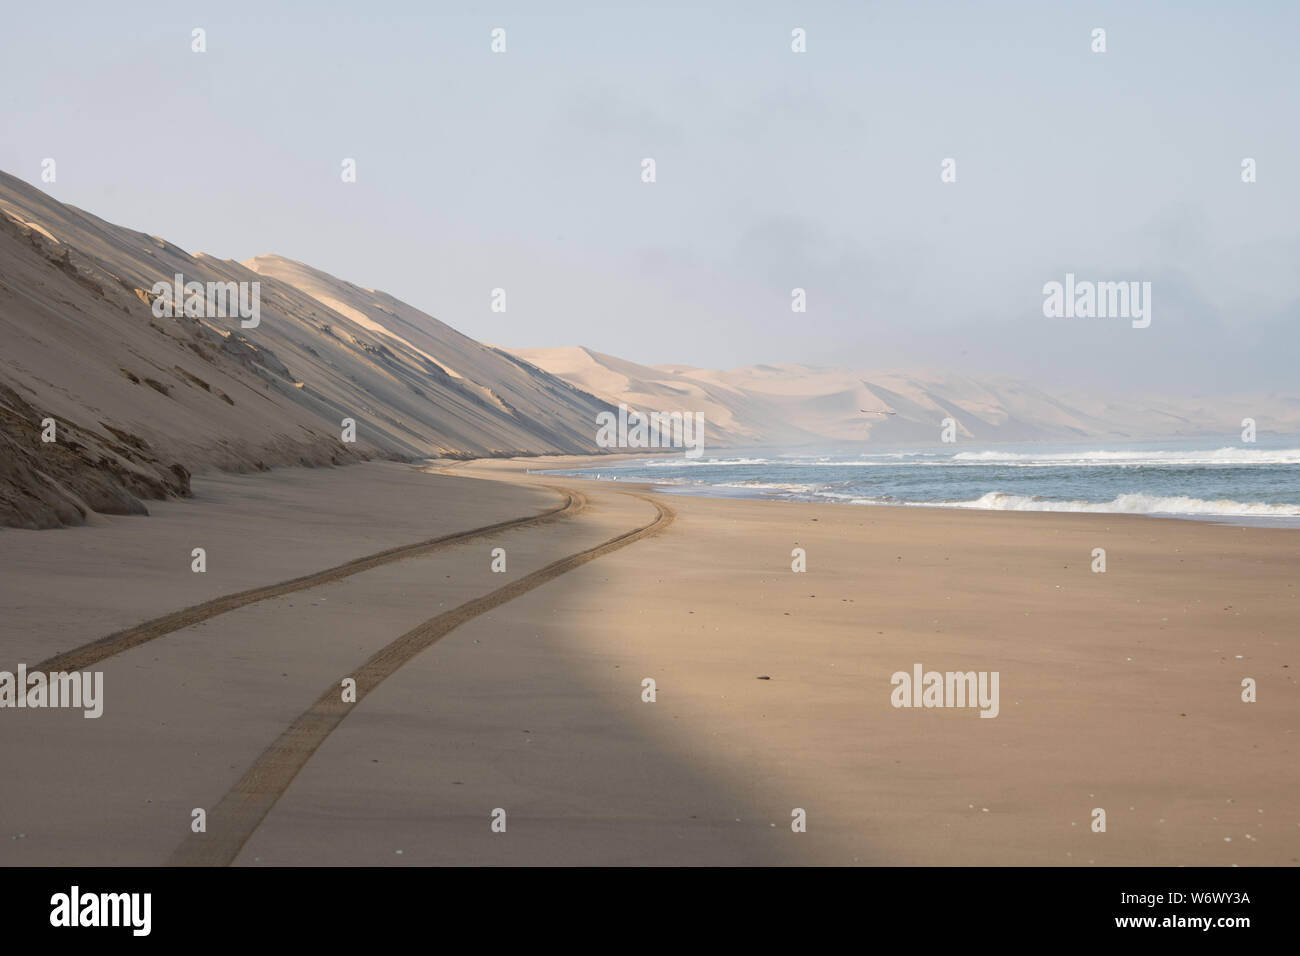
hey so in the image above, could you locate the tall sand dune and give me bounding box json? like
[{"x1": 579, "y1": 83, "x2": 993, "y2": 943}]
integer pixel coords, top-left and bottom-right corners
[{"x1": 0, "y1": 172, "x2": 616, "y2": 528}]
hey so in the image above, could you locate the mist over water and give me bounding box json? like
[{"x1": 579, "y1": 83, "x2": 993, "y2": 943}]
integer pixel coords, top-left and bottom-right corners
[{"x1": 541, "y1": 439, "x2": 1300, "y2": 527}]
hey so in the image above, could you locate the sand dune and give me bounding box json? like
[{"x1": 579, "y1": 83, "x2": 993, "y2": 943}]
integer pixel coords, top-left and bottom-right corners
[
  {"x1": 0, "y1": 172, "x2": 616, "y2": 528},
  {"x1": 512, "y1": 347, "x2": 1300, "y2": 447}
]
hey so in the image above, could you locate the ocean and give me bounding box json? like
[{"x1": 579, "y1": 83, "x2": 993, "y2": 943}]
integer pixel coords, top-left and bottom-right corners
[{"x1": 538, "y1": 438, "x2": 1300, "y2": 527}]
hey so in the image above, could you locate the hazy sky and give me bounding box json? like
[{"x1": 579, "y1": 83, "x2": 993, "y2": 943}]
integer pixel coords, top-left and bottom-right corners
[{"x1": 3, "y1": 1, "x2": 1297, "y2": 393}]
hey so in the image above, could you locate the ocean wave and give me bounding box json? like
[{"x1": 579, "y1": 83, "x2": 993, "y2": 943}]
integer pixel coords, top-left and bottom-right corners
[
  {"x1": 949, "y1": 447, "x2": 1300, "y2": 467},
  {"x1": 923, "y1": 492, "x2": 1300, "y2": 517},
  {"x1": 635, "y1": 457, "x2": 773, "y2": 467},
  {"x1": 709, "y1": 480, "x2": 817, "y2": 492},
  {"x1": 604, "y1": 448, "x2": 1300, "y2": 470}
]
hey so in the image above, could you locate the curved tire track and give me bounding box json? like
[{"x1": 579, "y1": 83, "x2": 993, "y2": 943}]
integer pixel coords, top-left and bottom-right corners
[
  {"x1": 34, "y1": 485, "x2": 585, "y2": 673},
  {"x1": 168, "y1": 492, "x2": 675, "y2": 867}
]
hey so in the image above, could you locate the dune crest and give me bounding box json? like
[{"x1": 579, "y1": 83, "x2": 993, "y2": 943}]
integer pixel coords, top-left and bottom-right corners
[{"x1": 511, "y1": 347, "x2": 1300, "y2": 447}]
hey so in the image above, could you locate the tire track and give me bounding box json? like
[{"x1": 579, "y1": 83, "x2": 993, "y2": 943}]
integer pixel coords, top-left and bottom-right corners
[
  {"x1": 167, "y1": 492, "x2": 675, "y2": 867},
  {"x1": 34, "y1": 485, "x2": 585, "y2": 674}
]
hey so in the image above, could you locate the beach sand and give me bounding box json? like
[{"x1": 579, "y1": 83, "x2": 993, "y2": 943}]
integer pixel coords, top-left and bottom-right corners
[{"x1": 1, "y1": 457, "x2": 1296, "y2": 865}]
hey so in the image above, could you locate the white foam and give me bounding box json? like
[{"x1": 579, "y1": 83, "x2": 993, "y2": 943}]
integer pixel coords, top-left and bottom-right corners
[
  {"x1": 919, "y1": 492, "x2": 1300, "y2": 517},
  {"x1": 635, "y1": 457, "x2": 772, "y2": 467},
  {"x1": 949, "y1": 447, "x2": 1300, "y2": 467}
]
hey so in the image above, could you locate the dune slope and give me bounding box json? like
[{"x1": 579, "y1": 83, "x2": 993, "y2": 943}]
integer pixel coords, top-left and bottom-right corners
[{"x1": 0, "y1": 172, "x2": 615, "y2": 528}]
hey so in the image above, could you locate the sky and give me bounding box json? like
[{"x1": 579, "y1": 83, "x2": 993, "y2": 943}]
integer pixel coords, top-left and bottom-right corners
[{"x1": 2, "y1": 0, "x2": 1297, "y2": 394}]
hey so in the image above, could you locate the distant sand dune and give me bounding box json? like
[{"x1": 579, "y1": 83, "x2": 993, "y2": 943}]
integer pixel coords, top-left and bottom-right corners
[{"x1": 511, "y1": 346, "x2": 1300, "y2": 448}]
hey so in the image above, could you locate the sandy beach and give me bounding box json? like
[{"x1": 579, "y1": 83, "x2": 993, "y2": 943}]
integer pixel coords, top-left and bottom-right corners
[{"x1": 1, "y1": 457, "x2": 1295, "y2": 866}]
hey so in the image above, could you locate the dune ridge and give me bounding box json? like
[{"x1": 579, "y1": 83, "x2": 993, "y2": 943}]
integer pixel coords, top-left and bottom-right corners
[
  {"x1": 510, "y1": 346, "x2": 1300, "y2": 447},
  {"x1": 0, "y1": 172, "x2": 617, "y2": 528}
]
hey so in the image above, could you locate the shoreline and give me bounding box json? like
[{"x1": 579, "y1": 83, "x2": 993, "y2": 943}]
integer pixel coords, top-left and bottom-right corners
[{"x1": 524, "y1": 452, "x2": 1300, "y2": 530}]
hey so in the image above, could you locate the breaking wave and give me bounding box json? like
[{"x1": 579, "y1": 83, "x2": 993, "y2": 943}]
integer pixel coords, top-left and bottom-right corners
[
  {"x1": 916, "y1": 492, "x2": 1300, "y2": 517},
  {"x1": 949, "y1": 448, "x2": 1300, "y2": 467}
]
